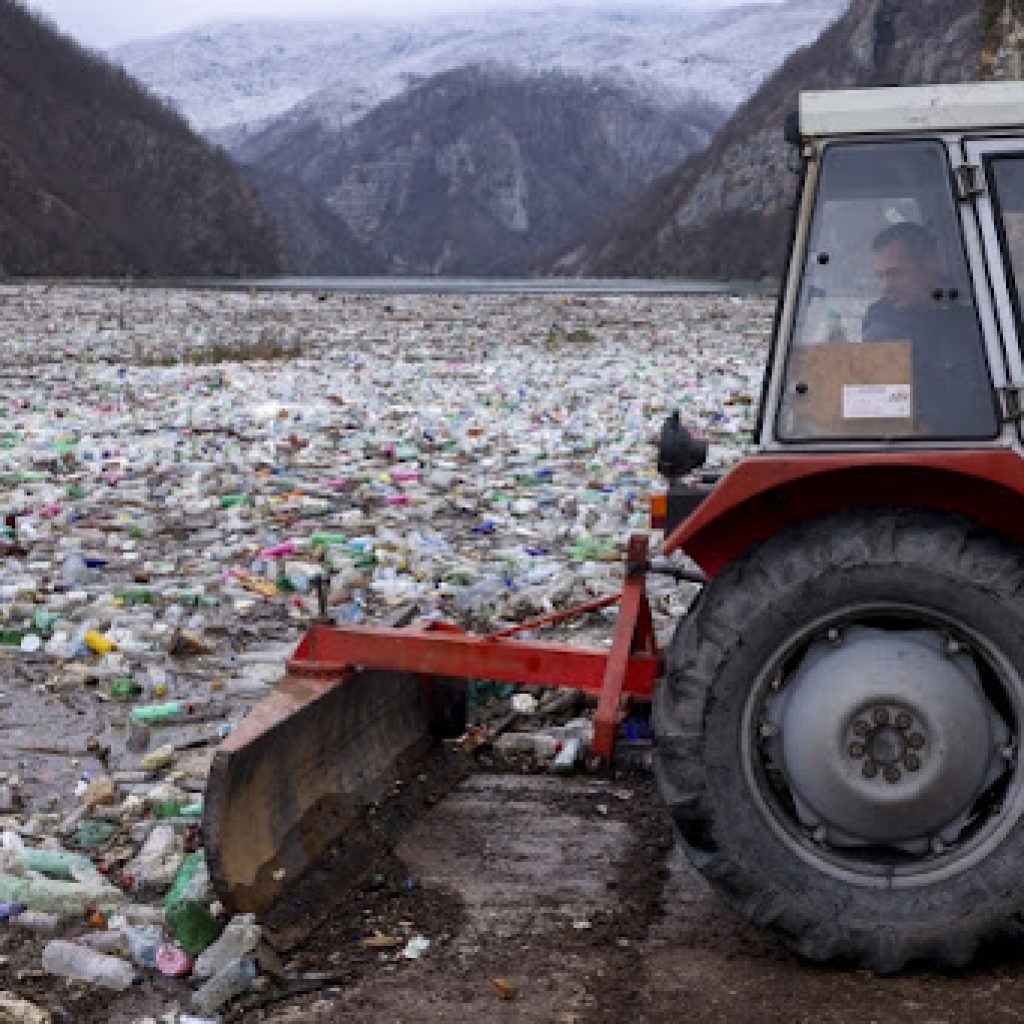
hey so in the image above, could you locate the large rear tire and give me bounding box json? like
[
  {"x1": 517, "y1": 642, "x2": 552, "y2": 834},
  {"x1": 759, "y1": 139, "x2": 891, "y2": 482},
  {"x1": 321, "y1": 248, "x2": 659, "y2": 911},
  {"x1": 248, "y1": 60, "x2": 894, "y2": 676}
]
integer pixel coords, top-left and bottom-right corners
[{"x1": 653, "y1": 508, "x2": 1024, "y2": 971}]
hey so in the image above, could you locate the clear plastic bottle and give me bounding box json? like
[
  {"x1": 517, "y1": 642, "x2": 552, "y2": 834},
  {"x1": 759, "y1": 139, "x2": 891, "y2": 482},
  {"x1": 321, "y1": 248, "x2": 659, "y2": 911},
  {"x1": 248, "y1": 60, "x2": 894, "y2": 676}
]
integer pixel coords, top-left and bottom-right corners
[
  {"x1": 79, "y1": 928, "x2": 130, "y2": 955},
  {"x1": 41, "y1": 940, "x2": 137, "y2": 990},
  {"x1": 124, "y1": 922, "x2": 164, "y2": 968},
  {"x1": 194, "y1": 913, "x2": 260, "y2": 978},
  {"x1": 191, "y1": 954, "x2": 259, "y2": 1015},
  {"x1": 11, "y1": 910, "x2": 60, "y2": 934},
  {"x1": 62, "y1": 552, "x2": 89, "y2": 586}
]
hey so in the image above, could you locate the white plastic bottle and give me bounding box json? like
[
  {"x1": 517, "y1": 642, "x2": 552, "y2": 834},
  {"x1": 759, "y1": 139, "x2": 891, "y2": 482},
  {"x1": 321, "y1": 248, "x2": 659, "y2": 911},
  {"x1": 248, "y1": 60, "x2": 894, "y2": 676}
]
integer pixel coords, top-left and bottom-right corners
[{"x1": 41, "y1": 940, "x2": 137, "y2": 990}]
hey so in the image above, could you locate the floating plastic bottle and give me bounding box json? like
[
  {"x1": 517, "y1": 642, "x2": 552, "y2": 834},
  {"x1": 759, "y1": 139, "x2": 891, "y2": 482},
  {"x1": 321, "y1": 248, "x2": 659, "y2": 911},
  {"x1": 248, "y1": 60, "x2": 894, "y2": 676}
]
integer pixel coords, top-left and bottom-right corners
[
  {"x1": 310, "y1": 531, "x2": 346, "y2": 546},
  {"x1": 20, "y1": 847, "x2": 94, "y2": 881},
  {"x1": 194, "y1": 913, "x2": 261, "y2": 979},
  {"x1": 191, "y1": 954, "x2": 259, "y2": 1015},
  {"x1": 11, "y1": 910, "x2": 60, "y2": 933},
  {"x1": 0, "y1": 871, "x2": 126, "y2": 918},
  {"x1": 41, "y1": 940, "x2": 138, "y2": 990},
  {"x1": 84, "y1": 629, "x2": 117, "y2": 654},
  {"x1": 124, "y1": 922, "x2": 165, "y2": 968},
  {"x1": 110, "y1": 677, "x2": 141, "y2": 701},
  {"x1": 165, "y1": 852, "x2": 223, "y2": 956}
]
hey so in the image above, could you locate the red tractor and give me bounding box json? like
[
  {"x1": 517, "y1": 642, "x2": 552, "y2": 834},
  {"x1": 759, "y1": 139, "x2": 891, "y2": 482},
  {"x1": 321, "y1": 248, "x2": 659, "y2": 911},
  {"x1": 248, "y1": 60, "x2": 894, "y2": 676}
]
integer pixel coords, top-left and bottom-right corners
[{"x1": 204, "y1": 81, "x2": 1024, "y2": 971}]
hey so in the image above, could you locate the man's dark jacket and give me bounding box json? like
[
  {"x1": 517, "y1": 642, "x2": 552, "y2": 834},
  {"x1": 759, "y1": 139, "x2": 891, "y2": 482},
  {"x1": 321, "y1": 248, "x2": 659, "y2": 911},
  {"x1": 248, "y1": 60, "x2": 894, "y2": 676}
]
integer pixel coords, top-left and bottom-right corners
[{"x1": 861, "y1": 297, "x2": 997, "y2": 436}]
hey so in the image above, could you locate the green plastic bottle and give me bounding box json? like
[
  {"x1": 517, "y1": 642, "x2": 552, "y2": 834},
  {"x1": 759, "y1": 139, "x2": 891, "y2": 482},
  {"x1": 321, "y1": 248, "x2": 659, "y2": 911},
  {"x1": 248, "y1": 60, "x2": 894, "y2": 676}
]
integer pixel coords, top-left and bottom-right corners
[
  {"x1": 165, "y1": 852, "x2": 224, "y2": 956},
  {"x1": 0, "y1": 629, "x2": 25, "y2": 647},
  {"x1": 110, "y1": 678, "x2": 141, "y2": 702},
  {"x1": 130, "y1": 701, "x2": 182, "y2": 722},
  {"x1": 150, "y1": 799, "x2": 182, "y2": 819},
  {"x1": 32, "y1": 609, "x2": 60, "y2": 636}
]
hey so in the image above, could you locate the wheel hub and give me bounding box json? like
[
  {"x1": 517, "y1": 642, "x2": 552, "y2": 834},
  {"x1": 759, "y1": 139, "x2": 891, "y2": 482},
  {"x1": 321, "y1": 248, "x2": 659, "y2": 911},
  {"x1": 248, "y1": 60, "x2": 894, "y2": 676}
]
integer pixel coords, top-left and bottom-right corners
[
  {"x1": 846, "y1": 705, "x2": 926, "y2": 782},
  {"x1": 764, "y1": 626, "x2": 1009, "y2": 850}
]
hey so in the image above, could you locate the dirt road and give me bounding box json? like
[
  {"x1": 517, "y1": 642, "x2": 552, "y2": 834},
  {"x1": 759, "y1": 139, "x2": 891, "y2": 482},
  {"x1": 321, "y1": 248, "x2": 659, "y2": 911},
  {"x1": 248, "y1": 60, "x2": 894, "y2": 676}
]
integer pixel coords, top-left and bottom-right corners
[{"x1": 251, "y1": 769, "x2": 1024, "y2": 1024}]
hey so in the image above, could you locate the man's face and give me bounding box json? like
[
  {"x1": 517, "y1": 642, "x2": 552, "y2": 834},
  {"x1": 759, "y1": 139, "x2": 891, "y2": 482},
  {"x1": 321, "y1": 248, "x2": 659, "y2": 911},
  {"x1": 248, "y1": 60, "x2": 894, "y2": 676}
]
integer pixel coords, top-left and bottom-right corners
[{"x1": 872, "y1": 240, "x2": 935, "y2": 309}]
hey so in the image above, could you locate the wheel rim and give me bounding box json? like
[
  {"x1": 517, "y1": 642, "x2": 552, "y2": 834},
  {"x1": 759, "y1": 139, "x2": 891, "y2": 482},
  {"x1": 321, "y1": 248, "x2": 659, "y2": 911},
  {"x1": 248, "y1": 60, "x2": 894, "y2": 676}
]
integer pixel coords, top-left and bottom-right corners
[{"x1": 741, "y1": 602, "x2": 1024, "y2": 888}]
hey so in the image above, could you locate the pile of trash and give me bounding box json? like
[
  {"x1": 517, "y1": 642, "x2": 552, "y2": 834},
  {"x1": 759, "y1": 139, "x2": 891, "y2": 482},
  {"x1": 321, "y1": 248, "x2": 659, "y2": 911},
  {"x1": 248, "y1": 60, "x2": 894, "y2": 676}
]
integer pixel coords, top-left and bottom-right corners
[{"x1": 0, "y1": 283, "x2": 771, "y2": 1020}]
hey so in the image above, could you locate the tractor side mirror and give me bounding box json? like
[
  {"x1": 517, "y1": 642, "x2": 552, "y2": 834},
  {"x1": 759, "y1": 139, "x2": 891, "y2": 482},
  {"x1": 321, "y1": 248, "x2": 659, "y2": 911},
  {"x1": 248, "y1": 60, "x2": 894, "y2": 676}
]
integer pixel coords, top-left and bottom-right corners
[{"x1": 657, "y1": 411, "x2": 707, "y2": 483}]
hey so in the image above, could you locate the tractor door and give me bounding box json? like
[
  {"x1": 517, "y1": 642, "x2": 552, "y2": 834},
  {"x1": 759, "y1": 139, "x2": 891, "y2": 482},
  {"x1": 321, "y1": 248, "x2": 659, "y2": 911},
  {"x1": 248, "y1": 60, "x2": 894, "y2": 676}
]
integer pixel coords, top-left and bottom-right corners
[
  {"x1": 965, "y1": 138, "x2": 1024, "y2": 435},
  {"x1": 767, "y1": 139, "x2": 1002, "y2": 444}
]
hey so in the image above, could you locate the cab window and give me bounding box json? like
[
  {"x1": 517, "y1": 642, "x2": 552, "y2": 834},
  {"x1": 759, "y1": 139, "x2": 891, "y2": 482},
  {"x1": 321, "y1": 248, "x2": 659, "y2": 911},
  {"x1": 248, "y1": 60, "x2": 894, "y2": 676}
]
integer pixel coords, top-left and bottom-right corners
[
  {"x1": 777, "y1": 141, "x2": 997, "y2": 441},
  {"x1": 989, "y1": 157, "x2": 1024, "y2": 330}
]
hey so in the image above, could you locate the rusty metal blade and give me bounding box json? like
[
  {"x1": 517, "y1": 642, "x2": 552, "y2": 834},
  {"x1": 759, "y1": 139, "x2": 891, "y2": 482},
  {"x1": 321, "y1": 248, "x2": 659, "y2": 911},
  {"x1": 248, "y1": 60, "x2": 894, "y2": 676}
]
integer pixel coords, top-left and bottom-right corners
[{"x1": 202, "y1": 667, "x2": 434, "y2": 943}]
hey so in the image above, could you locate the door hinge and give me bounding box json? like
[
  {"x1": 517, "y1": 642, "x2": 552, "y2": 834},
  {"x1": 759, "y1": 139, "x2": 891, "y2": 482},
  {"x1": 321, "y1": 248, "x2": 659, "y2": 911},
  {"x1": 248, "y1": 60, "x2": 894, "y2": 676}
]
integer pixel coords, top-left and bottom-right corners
[
  {"x1": 955, "y1": 164, "x2": 986, "y2": 201},
  {"x1": 998, "y1": 384, "x2": 1024, "y2": 423}
]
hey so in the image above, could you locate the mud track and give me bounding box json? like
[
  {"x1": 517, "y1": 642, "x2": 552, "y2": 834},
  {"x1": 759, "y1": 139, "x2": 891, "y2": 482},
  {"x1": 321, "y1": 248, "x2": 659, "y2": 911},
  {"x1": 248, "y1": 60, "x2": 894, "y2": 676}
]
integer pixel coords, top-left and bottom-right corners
[{"x1": 248, "y1": 769, "x2": 1024, "y2": 1024}]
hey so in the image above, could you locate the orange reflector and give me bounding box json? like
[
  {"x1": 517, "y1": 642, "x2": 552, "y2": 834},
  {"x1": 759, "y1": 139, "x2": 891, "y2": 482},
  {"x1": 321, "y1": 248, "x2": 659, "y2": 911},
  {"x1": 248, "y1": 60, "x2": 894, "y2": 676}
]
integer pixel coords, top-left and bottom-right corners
[{"x1": 649, "y1": 493, "x2": 666, "y2": 530}]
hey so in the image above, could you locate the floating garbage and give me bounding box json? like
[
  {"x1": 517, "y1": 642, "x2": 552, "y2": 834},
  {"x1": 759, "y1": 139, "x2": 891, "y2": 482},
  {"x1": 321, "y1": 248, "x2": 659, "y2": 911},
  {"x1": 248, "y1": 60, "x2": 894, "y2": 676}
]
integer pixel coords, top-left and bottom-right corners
[
  {"x1": 0, "y1": 282, "x2": 771, "y2": 1015},
  {"x1": 41, "y1": 939, "x2": 138, "y2": 990}
]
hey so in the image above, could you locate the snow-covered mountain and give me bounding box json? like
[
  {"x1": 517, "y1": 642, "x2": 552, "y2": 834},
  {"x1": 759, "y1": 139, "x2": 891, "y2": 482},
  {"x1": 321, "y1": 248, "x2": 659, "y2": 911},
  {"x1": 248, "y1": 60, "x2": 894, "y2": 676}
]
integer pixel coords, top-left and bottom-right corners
[{"x1": 111, "y1": 1, "x2": 847, "y2": 135}]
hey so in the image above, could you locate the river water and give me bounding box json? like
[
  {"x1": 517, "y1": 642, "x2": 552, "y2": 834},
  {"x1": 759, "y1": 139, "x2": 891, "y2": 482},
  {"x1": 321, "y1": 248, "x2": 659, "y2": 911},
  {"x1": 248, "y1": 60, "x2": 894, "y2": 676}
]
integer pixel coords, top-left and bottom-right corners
[{"x1": 222, "y1": 276, "x2": 774, "y2": 296}]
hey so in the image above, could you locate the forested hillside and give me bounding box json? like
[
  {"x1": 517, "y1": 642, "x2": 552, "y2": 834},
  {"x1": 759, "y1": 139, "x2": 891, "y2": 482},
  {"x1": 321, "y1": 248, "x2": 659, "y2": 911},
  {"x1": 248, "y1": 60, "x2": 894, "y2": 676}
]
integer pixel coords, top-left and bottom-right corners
[{"x1": 0, "y1": 0, "x2": 281, "y2": 277}]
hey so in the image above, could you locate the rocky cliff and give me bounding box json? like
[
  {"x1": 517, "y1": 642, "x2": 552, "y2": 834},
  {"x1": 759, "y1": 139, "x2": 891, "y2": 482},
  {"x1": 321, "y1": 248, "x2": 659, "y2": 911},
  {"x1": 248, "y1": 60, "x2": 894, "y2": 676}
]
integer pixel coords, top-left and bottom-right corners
[
  {"x1": 553, "y1": 0, "x2": 981, "y2": 280},
  {"x1": 238, "y1": 165, "x2": 385, "y2": 276},
  {"x1": 234, "y1": 64, "x2": 724, "y2": 276},
  {"x1": 0, "y1": 0, "x2": 281, "y2": 277},
  {"x1": 985, "y1": 0, "x2": 1024, "y2": 77}
]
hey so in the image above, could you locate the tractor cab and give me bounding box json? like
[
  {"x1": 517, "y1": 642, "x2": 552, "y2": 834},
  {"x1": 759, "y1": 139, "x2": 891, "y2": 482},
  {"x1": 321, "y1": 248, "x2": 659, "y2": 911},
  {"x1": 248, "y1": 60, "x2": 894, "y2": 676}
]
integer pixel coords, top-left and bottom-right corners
[
  {"x1": 761, "y1": 82, "x2": 1024, "y2": 448},
  {"x1": 660, "y1": 82, "x2": 1024, "y2": 574}
]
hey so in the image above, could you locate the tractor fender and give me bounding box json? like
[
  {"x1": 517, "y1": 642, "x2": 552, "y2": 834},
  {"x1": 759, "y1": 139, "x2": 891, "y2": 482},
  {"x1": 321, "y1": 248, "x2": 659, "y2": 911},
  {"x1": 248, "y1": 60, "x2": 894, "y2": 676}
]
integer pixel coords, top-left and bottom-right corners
[{"x1": 662, "y1": 449, "x2": 1024, "y2": 577}]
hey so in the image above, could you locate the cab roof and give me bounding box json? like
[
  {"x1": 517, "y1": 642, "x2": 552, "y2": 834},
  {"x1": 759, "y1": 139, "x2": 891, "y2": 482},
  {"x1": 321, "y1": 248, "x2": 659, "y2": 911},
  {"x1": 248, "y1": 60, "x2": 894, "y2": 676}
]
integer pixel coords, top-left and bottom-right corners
[{"x1": 800, "y1": 81, "x2": 1024, "y2": 139}]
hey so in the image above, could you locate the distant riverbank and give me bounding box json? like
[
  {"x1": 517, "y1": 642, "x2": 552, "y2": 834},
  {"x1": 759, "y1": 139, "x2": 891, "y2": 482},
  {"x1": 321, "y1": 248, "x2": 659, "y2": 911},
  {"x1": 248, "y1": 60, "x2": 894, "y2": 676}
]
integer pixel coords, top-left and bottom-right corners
[
  {"x1": 17, "y1": 277, "x2": 776, "y2": 297},
  {"x1": 232, "y1": 277, "x2": 776, "y2": 297}
]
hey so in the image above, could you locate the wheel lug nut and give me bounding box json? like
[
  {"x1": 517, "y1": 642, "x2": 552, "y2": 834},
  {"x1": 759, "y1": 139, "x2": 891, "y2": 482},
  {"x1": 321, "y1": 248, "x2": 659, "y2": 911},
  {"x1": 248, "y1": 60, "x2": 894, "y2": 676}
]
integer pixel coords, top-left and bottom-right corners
[
  {"x1": 895, "y1": 712, "x2": 912, "y2": 730},
  {"x1": 872, "y1": 707, "x2": 890, "y2": 725},
  {"x1": 884, "y1": 765, "x2": 901, "y2": 783},
  {"x1": 862, "y1": 760, "x2": 878, "y2": 779},
  {"x1": 848, "y1": 742, "x2": 865, "y2": 758},
  {"x1": 853, "y1": 720, "x2": 870, "y2": 736},
  {"x1": 907, "y1": 732, "x2": 925, "y2": 749}
]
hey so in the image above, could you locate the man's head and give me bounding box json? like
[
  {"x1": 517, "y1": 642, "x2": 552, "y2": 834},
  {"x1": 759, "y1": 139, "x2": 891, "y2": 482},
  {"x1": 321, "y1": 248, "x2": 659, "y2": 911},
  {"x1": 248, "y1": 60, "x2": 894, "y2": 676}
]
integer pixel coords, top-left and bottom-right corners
[{"x1": 871, "y1": 222, "x2": 940, "y2": 309}]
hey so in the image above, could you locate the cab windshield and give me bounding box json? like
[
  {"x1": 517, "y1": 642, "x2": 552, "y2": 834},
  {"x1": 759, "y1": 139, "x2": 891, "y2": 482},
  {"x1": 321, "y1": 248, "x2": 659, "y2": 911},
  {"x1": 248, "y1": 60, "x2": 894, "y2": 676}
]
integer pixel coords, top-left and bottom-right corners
[{"x1": 777, "y1": 141, "x2": 997, "y2": 441}]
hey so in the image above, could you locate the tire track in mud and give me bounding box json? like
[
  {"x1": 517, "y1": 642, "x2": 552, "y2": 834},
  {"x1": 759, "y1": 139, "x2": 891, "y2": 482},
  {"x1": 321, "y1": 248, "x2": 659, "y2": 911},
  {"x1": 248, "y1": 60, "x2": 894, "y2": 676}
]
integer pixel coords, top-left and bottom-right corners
[{"x1": 567, "y1": 774, "x2": 676, "y2": 1024}]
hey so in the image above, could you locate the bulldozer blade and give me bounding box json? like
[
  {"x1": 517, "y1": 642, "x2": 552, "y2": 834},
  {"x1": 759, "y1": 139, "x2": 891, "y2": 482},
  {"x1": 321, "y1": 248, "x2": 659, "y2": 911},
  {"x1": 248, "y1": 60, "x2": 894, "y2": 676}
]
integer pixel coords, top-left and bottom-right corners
[{"x1": 203, "y1": 666, "x2": 444, "y2": 948}]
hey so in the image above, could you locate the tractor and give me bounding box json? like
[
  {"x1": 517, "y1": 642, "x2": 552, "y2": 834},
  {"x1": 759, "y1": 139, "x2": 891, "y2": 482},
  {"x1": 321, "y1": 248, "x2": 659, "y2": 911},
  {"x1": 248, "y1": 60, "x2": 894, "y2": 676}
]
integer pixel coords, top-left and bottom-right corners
[{"x1": 204, "y1": 81, "x2": 1024, "y2": 972}]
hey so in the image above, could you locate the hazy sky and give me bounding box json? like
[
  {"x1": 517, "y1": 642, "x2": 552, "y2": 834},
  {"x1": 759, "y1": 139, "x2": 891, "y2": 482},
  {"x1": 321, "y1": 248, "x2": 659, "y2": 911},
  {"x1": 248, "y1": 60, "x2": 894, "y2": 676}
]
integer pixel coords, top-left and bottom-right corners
[{"x1": 26, "y1": 0, "x2": 790, "y2": 47}]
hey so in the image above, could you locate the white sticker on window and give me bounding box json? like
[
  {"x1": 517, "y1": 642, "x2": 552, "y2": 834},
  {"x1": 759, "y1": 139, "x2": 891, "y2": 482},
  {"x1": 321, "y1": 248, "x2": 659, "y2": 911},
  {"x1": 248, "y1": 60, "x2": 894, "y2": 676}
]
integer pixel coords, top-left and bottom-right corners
[{"x1": 842, "y1": 384, "x2": 912, "y2": 419}]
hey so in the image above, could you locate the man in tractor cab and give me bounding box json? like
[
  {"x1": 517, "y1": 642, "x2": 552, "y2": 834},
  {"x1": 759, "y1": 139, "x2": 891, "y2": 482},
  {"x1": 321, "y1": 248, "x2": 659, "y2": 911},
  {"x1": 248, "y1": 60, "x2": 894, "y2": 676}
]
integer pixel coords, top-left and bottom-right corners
[
  {"x1": 861, "y1": 221, "x2": 996, "y2": 436},
  {"x1": 865, "y1": 222, "x2": 946, "y2": 329}
]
